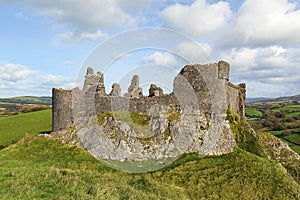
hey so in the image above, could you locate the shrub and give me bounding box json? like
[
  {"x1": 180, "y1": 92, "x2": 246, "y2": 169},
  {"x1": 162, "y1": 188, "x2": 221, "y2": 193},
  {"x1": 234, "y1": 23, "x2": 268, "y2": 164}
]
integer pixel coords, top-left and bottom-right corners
[{"x1": 227, "y1": 106, "x2": 265, "y2": 157}]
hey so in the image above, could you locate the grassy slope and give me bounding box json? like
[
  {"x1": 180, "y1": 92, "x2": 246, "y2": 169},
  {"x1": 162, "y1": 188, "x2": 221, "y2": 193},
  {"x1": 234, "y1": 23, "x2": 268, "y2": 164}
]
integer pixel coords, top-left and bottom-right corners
[
  {"x1": 0, "y1": 110, "x2": 51, "y2": 147},
  {"x1": 0, "y1": 109, "x2": 299, "y2": 199},
  {"x1": 0, "y1": 137, "x2": 299, "y2": 199}
]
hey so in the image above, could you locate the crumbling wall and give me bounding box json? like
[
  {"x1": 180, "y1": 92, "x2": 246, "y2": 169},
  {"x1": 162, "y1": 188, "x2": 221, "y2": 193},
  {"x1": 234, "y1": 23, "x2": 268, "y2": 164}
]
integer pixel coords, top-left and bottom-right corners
[
  {"x1": 52, "y1": 61, "x2": 244, "y2": 131},
  {"x1": 52, "y1": 61, "x2": 245, "y2": 157},
  {"x1": 226, "y1": 82, "x2": 240, "y2": 113}
]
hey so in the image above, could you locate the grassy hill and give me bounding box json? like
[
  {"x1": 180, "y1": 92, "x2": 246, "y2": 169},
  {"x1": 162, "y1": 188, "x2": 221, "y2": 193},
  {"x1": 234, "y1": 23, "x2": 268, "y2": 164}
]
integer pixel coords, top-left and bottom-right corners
[
  {"x1": 0, "y1": 110, "x2": 51, "y2": 149},
  {"x1": 0, "y1": 107, "x2": 299, "y2": 199},
  {"x1": 0, "y1": 136, "x2": 299, "y2": 199}
]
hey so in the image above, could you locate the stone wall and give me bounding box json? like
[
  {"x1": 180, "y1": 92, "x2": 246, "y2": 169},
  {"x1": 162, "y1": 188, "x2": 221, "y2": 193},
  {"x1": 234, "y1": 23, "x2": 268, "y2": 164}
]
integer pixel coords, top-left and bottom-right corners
[
  {"x1": 226, "y1": 82, "x2": 240, "y2": 113},
  {"x1": 52, "y1": 88, "x2": 73, "y2": 131},
  {"x1": 52, "y1": 61, "x2": 245, "y2": 158}
]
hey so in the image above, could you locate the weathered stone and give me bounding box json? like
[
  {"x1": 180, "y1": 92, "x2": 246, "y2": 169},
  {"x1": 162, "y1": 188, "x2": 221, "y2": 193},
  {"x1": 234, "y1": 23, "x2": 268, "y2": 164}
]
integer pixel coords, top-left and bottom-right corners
[
  {"x1": 218, "y1": 60, "x2": 230, "y2": 80},
  {"x1": 125, "y1": 75, "x2": 143, "y2": 98},
  {"x1": 128, "y1": 75, "x2": 139, "y2": 93},
  {"x1": 132, "y1": 87, "x2": 143, "y2": 98},
  {"x1": 96, "y1": 71, "x2": 106, "y2": 96},
  {"x1": 238, "y1": 83, "x2": 246, "y2": 117},
  {"x1": 109, "y1": 83, "x2": 121, "y2": 96},
  {"x1": 83, "y1": 67, "x2": 100, "y2": 91},
  {"x1": 149, "y1": 84, "x2": 163, "y2": 97}
]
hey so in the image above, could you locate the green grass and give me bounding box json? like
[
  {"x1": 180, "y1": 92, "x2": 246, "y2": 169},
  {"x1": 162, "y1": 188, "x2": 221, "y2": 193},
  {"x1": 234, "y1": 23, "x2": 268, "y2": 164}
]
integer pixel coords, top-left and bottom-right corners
[
  {"x1": 272, "y1": 105, "x2": 300, "y2": 112},
  {"x1": 0, "y1": 110, "x2": 51, "y2": 148},
  {"x1": 285, "y1": 133, "x2": 300, "y2": 144},
  {"x1": 0, "y1": 107, "x2": 299, "y2": 199},
  {"x1": 0, "y1": 137, "x2": 299, "y2": 199},
  {"x1": 284, "y1": 133, "x2": 300, "y2": 154},
  {"x1": 258, "y1": 132, "x2": 300, "y2": 183},
  {"x1": 245, "y1": 108, "x2": 263, "y2": 117},
  {"x1": 286, "y1": 111, "x2": 300, "y2": 118},
  {"x1": 227, "y1": 107, "x2": 265, "y2": 157},
  {"x1": 267, "y1": 130, "x2": 285, "y2": 136}
]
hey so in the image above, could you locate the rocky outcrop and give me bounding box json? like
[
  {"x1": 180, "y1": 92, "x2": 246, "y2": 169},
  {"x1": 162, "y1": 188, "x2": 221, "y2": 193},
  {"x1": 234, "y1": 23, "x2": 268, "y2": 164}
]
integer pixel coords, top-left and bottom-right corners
[{"x1": 259, "y1": 133, "x2": 300, "y2": 183}]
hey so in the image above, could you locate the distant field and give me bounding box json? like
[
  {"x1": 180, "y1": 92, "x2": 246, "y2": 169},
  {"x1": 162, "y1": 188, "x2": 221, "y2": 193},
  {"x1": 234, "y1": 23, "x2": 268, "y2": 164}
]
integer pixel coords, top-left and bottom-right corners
[
  {"x1": 247, "y1": 100, "x2": 300, "y2": 155},
  {"x1": 286, "y1": 111, "x2": 300, "y2": 118},
  {"x1": 245, "y1": 108, "x2": 263, "y2": 117},
  {"x1": 0, "y1": 110, "x2": 52, "y2": 148},
  {"x1": 272, "y1": 105, "x2": 300, "y2": 112}
]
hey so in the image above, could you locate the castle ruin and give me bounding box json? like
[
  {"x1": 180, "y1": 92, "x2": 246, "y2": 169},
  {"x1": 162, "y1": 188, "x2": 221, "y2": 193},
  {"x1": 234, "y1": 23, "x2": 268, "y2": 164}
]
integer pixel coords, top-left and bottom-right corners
[{"x1": 52, "y1": 61, "x2": 245, "y2": 163}]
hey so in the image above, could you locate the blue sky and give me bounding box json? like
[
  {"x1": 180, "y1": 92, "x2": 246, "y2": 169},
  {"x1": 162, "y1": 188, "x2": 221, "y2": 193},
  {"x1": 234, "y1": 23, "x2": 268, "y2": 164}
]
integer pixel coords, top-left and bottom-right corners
[{"x1": 0, "y1": 0, "x2": 300, "y2": 98}]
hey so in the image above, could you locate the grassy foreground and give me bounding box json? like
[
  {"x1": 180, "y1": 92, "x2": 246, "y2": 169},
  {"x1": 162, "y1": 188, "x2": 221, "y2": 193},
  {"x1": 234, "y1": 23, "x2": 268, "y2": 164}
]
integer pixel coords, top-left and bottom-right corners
[
  {"x1": 0, "y1": 136, "x2": 299, "y2": 199},
  {"x1": 0, "y1": 110, "x2": 51, "y2": 148}
]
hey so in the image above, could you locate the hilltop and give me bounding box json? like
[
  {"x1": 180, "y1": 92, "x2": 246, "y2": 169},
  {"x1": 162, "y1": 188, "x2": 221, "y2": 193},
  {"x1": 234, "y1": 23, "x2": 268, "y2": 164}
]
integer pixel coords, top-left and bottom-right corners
[
  {"x1": 0, "y1": 106, "x2": 299, "y2": 199},
  {"x1": 0, "y1": 135, "x2": 299, "y2": 199}
]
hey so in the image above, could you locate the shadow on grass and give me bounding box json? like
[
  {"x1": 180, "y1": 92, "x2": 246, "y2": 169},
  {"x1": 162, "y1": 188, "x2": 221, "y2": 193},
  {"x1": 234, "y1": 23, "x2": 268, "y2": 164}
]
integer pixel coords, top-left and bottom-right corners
[{"x1": 39, "y1": 130, "x2": 52, "y2": 134}]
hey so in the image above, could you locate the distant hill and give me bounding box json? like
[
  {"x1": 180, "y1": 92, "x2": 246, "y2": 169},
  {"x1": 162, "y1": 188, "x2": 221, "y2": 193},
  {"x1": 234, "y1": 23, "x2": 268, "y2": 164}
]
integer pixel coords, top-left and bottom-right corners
[
  {"x1": 0, "y1": 96, "x2": 51, "y2": 117},
  {"x1": 0, "y1": 96, "x2": 51, "y2": 105},
  {"x1": 247, "y1": 94, "x2": 300, "y2": 104}
]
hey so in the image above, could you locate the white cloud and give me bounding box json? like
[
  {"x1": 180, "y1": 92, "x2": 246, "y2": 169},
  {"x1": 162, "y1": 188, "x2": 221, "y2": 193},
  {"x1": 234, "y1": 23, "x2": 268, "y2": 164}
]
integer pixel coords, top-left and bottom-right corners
[
  {"x1": 176, "y1": 42, "x2": 212, "y2": 63},
  {"x1": 0, "y1": 64, "x2": 33, "y2": 81},
  {"x1": 222, "y1": 48, "x2": 258, "y2": 72},
  {"x1": 4, "y1": 0, "x2": 138, "y2": 43},
  {"x1": 143, "y1": 51, "x2": 179, "y2": 66},
  {"x1": 116, "y1": 0, "x2": 165, "y2": 9},
  {"x1": 220, "y1": 0, "x2": 300, "y2": 46},
  {"x1": 54, "y1": 30, "x2": 109, "y2": 45},
  {"x1": 221, "y1": 46, "x2": 300, "y2": 97},
  {"x1": 0, "y1": 63, "x2": 75, "y2": 97},
  {"x1": 161, "y1": 0, "x2": 231, "y2": 37}
]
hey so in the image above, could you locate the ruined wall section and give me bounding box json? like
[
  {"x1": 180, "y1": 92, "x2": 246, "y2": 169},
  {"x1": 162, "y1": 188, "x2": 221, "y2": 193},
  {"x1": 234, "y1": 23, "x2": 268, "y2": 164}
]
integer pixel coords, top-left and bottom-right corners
[
  {"x1": 52, "y1": 61, "x2": 245, "y2": 133},
  {"x1": 226, "y1": 82, "x2": 240, "y2": 113}
]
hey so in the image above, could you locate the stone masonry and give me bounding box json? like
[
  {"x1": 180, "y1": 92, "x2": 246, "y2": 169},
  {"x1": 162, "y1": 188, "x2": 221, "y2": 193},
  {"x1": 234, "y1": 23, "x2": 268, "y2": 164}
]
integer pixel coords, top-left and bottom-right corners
[{"x1": 52, "y1": 61, "x2": 246, "y2": 161}]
